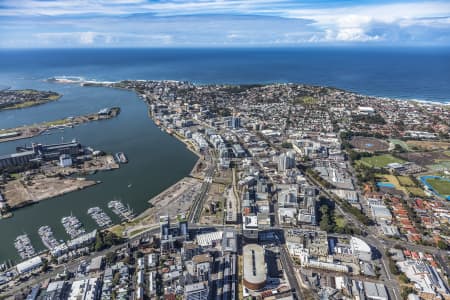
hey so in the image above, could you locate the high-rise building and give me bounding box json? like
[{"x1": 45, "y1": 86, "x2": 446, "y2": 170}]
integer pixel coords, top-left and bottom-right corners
[
  {"x1": 278, "y1": 151, "x2": 296, "y2": 172},
  {"x1": 159, "y1": 215, "x2": 170, "y2": 240},
  {"x1": 226, "y1": 115, "x2": 241, "y2": 129},
  {"x1": 231, "y1": 116, "x2": 241, "y2": 129},
  {"x1": 178, "y1": 214, "x2": 188, "y2": 237}
]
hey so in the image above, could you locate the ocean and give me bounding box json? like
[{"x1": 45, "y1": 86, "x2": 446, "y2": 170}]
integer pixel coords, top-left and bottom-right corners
[{"x1": 0, "y1": 47, "x2": 449, "y2": 103}]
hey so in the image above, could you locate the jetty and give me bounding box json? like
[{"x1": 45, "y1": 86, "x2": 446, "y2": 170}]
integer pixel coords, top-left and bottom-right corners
[
  {"x1": 14, "y1": 234, "x2": 36, "y2": 260},
  {"x1": 38, "y1": 226, "x2": 60, "y2": 250},
  {"x1": 87, "y1": 207, "x2": 113, "y2": 228},
  {"x1": 108, "y1": 200, "x2": 134, "y2": 221},
  {"x1": 61, "y1": 214, "x2": 86, "y2": 239}
]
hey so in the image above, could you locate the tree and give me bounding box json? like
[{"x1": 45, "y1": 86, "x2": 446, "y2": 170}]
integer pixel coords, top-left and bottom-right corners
[
  {"x1": 437, "y1": 240, "x2": 449, "y2": 250},
  {"x1": 112, "y1": 272, "x2": 120, "y2": 286},
  {"x1": 319, "y1": 205, "x2": 329, "y2": 215},
  {"x1": 105, "y1": 251, "x2": 117, "y2": 264},
  {"x1": 281, "y1": 142, "x2": 293, "y2": 149},
  {"x1": 94, "y1": 232, "x2": 104, "y2": 252},
  {"x1": 401, "y1": 287, "x2": 416, "y2": 300},
  {"x1": 388, "y1": 257, "x2": 400, "y2": 275},
  {"x1": 399, "y1": 273, "x2": 410, "y2": 283},
  {"x1": 41, "y1": 258, "x2": 50, "y2": 272},
  {"x1": 394, "y1": 144, "x2": 405, "y2": 153},
  {"x1": 319, "y1": 204, "x2": 334, "y2": 232}
]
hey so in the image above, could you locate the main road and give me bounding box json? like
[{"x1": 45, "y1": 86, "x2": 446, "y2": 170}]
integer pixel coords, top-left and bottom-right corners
[
  {"x1": 305, "y1": 172, "x2": 405, "y2": 300},
  {"x1": 188, "y1": 158, "x2": 215, "y2": 223}
]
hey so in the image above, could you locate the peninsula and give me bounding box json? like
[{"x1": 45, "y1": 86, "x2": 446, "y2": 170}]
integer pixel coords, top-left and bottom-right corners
[
  {"x1": 0, "y1": 137, "x2": 122, "y2": 216},
  {"x1": 0, "y1": 107, "x2": 120, "y2": 143},
  {"x1": 0, "y1": 89, "x2": 61, "y2": 111}
]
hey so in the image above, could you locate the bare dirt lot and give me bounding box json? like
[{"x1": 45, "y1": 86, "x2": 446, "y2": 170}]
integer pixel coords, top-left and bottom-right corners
[
  {"x1": 1, "y1": 155, "x2": 117, "y2": 209},
  {"x1": 4, "y1": 176, "x2": 97, "y2": 208},
  {"x1": 398, "y1": 151, "x2": 450, "y2": 166},
  {"x1": 200, "y1": 182, "x2": 227, "y2": 225},
  {"x1": 406, "y1": 140, "x2": 450, "y2": 151},
  {"x1": 350, "y1": 136, "x2": 389, "y2": 152}
]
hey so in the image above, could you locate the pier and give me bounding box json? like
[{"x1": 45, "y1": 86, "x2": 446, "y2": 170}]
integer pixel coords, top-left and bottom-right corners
[
  {"x1": 61, "y1": 214, "x2": 86, "y2": 239},
  {"x1": 38, "y1": 226, "x2": 60, "y2": 250},
  {"x1": 87, "y1": 207, "x2": 113, "y2": 228},
  {"x1": 14, "y1": 234, "x2": 36, "y2": 260},
  {"x1": 108, "y1": 200, "x2": 134, "y2": 221}
]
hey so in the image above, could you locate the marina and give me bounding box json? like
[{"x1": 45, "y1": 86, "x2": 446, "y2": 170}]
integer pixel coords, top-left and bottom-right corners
[
  {"x1": 108, "y1": 200, "x2": 134, "y2": 221},
  {"x1": 37, "y1": 226, "x2": 60, "y2": 250},
  {"x1": 14, "y1": 234, "x2": 36, "y2": 260},
  {"x1": 87, "y1": 207, "x2": 113, "y2": 228},
  {"x1": 61, "y1": 214, "x2": 86, "y2": 239},
  {"x1": 0, "y1": 55, "x2": 198, "y2": 263}
]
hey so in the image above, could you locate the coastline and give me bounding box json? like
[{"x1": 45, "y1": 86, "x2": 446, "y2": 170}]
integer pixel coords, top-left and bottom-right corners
[{"x1": 49, "y1": 77, "x2": 450, "y2": 106}]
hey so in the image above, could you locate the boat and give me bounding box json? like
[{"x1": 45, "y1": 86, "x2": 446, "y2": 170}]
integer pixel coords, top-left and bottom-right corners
[
  {"x1": 14, "y1": 234, "x2": 36, "y2": 260},
  {"x1": 38, "y1": 226, "x2": 60, "y2": 250},
  {"x1": 0, "y1": 212, "x2": 13, "y2": 219},
  {"x1": 115, "y1": 152, "x2": 128, "y2": 164},
  {"x1": 108, "y1": 200, "x2": 135, "y2": 221},
  {"x1": 87, "y1": 207, "x2": 113, "y2": 228},
  {"x1": 61, "y1": 214, "x2": 86, "y2": 239}
]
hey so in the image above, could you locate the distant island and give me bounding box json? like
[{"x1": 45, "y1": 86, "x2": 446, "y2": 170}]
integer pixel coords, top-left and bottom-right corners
[{"x1": 0, "y1": 89, "x2": 61, "y2": 111}]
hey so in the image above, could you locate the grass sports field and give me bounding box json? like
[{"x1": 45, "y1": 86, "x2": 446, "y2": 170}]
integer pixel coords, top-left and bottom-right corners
[
  {"x1": 376, "y1": 174, "x2": 426, "y2": 197},
  {"x1": 358, "y1": 154, "x2": 405, "y2": 168},
  {"x1": 406, "y1": 187, "x2": 427, "y2": 197},
  {"x1": 426, "y1": 177, "x2": 450, "y2": 196},
  {"x1": 397, "y1": 176, "x2": 415, "y2": 187}
]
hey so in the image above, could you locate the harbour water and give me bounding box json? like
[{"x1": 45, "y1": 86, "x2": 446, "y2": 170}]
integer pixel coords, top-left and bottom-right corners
[
  {"x1": 0, "y1": 47, "x2": 449, "y2": 262},
  {"x1": 0, "y1": 82, "x2": 198, "y2": 263}
]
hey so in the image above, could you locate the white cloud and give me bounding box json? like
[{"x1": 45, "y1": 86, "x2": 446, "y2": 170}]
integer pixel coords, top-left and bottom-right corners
[
  {"x1": 79, "y1": 31, "x2": 96, "y2": 44},
  {"x1": 336, "y1": 28, "x2": 380, "y2": 42},
  {"x1": 0, "y1": 1, "x2": 449, "y2": 47},
  {"x1": 283, "y1": 1, "x2": 450, "y2": 42}
]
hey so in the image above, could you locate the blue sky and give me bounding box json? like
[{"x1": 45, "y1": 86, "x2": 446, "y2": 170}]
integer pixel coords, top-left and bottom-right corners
[{"x1": 1, "y1": 0, "x2": 449, "y2": 48}]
